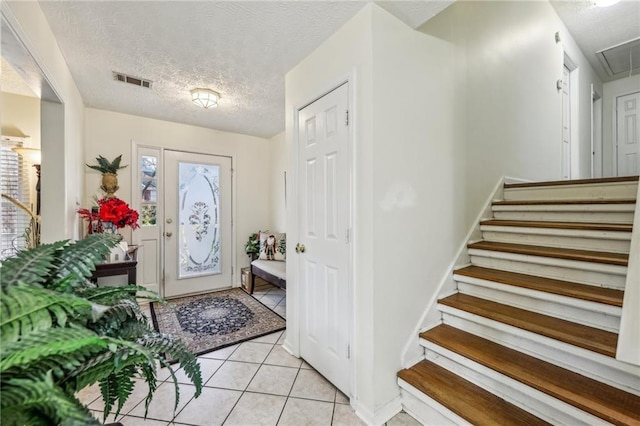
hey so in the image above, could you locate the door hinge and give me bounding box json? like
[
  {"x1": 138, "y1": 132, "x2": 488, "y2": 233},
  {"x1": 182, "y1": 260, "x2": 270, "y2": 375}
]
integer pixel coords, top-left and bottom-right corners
[
  {"x1": 345, "y1": 228, "x2": 351, "y2": 244},
  {"x1": 347, "y1": 344, "x2": 351, "y2": 359},
  {"x1": 345, "y1": 109, "x2": 349, "y2": 126}
]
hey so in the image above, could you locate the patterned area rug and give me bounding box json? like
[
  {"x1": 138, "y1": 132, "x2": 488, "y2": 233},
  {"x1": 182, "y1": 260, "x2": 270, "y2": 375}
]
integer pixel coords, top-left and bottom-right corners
[{"x1": 150, "y1": 288, "x2": 285, "y2": 362}]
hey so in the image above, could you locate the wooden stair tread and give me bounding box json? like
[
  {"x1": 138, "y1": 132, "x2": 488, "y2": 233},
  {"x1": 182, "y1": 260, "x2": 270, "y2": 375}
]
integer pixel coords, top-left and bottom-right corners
[
  {"x1": 493, "y1": 199, "x2": 636, "y2": 206},
  {"x1": 454, "y1": 266, "x2": 624, "y2": 307},
  {"x1": 398, "y1": 360, "x2": 550, "y2": 426},
  {"x1": 480, "y1": 219, "x2": 633, "y2": 232},
  {"x1": 421, "y1": 325, "x2": 640, "y2": 425},
  {"x1": 468, "y1": 240, "x2": 628, "y2": 266},
  {"x1": 439, "y1": 293, "x2": 618, "y2": 356},
  {"x1": 504, "y1": 176, "x2": 639, "y2": 189}
]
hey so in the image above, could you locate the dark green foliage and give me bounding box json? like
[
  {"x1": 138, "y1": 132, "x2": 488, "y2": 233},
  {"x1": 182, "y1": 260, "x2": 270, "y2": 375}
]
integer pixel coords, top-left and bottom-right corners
[
  {"x1": 0, "y1": 234, "x2": 203, "y2": 424},
  {"x1": 86, "y1": 154, "x2": 127, "y2": 174}
]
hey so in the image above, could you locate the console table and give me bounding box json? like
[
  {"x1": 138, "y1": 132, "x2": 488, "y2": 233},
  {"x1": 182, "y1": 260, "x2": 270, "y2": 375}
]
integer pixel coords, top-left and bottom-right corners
[{"x1": 91, "y1": 261, "x2": 137, "y2": 285}]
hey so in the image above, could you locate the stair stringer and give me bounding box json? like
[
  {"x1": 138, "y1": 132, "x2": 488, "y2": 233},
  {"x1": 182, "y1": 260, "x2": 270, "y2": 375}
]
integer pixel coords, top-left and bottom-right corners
[
  {"x1": 400, "y1": 176, "x2": 507, "y2": 368},
  {"x1": 439, "y1": 309, "x2": 640, "y2": 395}
]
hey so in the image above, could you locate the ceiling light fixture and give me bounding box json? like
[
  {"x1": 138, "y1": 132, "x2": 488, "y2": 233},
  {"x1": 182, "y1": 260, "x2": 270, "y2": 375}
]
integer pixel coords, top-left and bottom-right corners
[
  {"x1": 594, "y1": 0, "x2": 620, "y2": 7},
  {"x1": 190, "y1": 88, "x2": 220, "y2": 109}
]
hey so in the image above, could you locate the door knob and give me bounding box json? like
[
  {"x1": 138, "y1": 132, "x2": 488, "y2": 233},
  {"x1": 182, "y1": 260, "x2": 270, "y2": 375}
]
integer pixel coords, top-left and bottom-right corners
[
  {"x1": 166, "y1": 218, "x2": 173, "y2": 224},
  {"x1": 165, "y1": 231, "x2": 173, "y2": 237},
  {"x1": 295, "y1": 243, "x2": 306, "y2": 253}
]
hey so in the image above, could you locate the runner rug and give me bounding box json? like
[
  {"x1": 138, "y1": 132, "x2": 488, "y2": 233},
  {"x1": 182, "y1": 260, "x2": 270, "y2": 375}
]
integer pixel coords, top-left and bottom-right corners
[{"x1": 150, "y1": 288, "x2": 285, "y2": 362}]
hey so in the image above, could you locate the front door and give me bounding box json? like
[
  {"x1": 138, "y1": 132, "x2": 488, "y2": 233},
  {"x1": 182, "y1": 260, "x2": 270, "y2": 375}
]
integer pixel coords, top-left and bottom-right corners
[
  {"x1": 617, "y1": 91, "x2": 640, "y2": 176},
  {"x1": 297, "y1": 83, "x2": 351, "y2": 393},
  {"x1": 561, "y1": 65, "x2": 571, "y2": 180},
  {"x1": 163, "y1": 150, "x2": 232, "y2": 298}
]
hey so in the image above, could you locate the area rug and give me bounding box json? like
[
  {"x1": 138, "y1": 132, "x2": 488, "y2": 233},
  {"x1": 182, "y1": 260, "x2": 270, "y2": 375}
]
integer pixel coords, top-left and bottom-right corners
[{"x1": 150, "y1": 288, "x2": 285, "y2": 362}]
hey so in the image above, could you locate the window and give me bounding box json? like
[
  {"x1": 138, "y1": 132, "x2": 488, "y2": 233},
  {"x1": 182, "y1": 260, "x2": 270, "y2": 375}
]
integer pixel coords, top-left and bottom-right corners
[{"x1": 1, "y1": 138, "x2": 35, "y2": 260}]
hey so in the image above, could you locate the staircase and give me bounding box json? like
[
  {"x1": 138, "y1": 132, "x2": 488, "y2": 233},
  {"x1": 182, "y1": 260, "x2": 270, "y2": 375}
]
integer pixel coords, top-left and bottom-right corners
[{"x1": 398, "y1": 176, "x2": 640, "y2": 425}]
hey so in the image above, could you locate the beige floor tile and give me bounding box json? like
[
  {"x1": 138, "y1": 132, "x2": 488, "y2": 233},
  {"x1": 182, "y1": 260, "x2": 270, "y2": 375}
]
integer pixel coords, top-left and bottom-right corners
[
  {"x1": 173, "y1": 387, "x2": 241, "y2": 425},
  {"x1": 156, "y1": 363, "x2": 179, "y2": 382},
  {"x1": 260, "y1": 294, "x2": 285, "y2": 306},
  {"x1": 274, "y1": 305, "x2": 286, "y2": 318},
  {"x1": 333, "y1": 404, "x2": 366, "y2": 425},
  {"x1": 335, "y1": 389, "x2": 350, "y2": 404},
  {"x1": 198, "y1": 343, "x2": 239, "y2": 360},
  {"x1": 228, "y1": 341, "x2": 274, "y2": 363},
  {"x1": 76, "y1": 382, "x2": 102, "y2": 405},
  {"x1": 128, "y1": 381, "x2": 197, "y2": 421},
  {"x1": 300, "y1": 360, "x2": 314, "y2": 370},
  {"x1": 206, "y1": 360, "x2": 260, "y2": 390},
  {"x1": 251, "y1": 331, "x2": 283, "y2": 344},
  {"x1": 289, "y1": 369, "x2": 337, "y2": 402},
  {"x1": 278, "y1": 397, "x2": 334, "y2": 426},
  {"x1": 116, "y1": 415, "x2": 168, "y2": 425},
  {"x1": 264, "y1": 344, "x2": 302, "y2": 368},
  {"x1": 246, "y1": 364, "x2": 298, "y2": 396},
  {"x1": 386, "y1": 411, "x2": 422, "y2": 425},
  {"x1": 173, "y1": 357, "x2": 223, "y2": 384},
  {"x1": 277, "y1": 332, "x2": 287, "y2": 345},
  {"x1": 88, "y1": 378, "x2": 149, "y2": 419},
  {"x1": 223, "y1": 392, "x2": 286, "y2": 426}
]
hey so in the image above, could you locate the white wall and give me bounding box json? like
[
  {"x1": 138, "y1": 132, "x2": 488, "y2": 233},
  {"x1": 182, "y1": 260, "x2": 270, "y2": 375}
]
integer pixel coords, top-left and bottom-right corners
[
  {"x1": 1, "y1": 92, "x2": 40, "y2": 145},
  {"x1": 421, "y1": 0, "x2": 602, "y2": 227},
  {"x1": 269, "y1": 131, "x2": 287, "y2": 233},
  {"x1": 602, "y1": 74, "x2": 640, "y2": 176},
  {"x1": 84, "y1": 108, "x2": 272, "y2": 284},
  {"x1": 2, "y1": 1, "x2": 86, "y2": 242}
]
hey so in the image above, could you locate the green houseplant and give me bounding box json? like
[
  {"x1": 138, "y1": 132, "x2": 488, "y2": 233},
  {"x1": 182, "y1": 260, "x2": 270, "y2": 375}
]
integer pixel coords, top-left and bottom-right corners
[
  {"x1": 0, "y1": 234, "x2": 202, "y2": 425},
  {"x1": 244, "y1": 232, "x2": 260, "y2": 257}
]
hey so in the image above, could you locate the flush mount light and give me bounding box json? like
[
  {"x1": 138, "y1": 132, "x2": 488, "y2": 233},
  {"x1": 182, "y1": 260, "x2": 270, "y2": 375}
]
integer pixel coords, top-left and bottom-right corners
[
  {"x1": 190, "y1": 88, "x2": 220, "y2": 109},
  {"x1": 594, "y1": 0, "x2": 620, "y2": 7}
]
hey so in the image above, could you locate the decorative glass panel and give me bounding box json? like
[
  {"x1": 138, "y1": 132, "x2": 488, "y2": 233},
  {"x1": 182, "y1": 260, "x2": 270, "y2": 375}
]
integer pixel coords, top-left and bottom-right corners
[
  {"x1": 178, "y1": 162, "x2": 220, "y2": 278},
  {"x1": 140, "y1": 155, "x2": 158, "y2": 228},
  {"x1": 141, "y1": 204, "x2": 157, "y2": 226}
]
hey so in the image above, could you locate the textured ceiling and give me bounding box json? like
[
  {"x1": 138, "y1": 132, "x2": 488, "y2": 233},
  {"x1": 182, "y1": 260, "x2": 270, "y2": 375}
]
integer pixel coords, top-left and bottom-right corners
[
  {"x1": 550, "y1": 0, "x2": 640, "y2": 82},
  {"x1": 35, "y1": 0, "x2": 452, "y2": 138},
  {"x1": 1, "y1": 56, "x2": 37, "y2": 98},
  {"x1": 23, "y1": 1, "x2": 638, "y2": 139}
]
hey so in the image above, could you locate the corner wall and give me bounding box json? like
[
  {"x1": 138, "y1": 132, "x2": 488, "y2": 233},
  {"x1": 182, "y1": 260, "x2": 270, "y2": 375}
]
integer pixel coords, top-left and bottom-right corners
[
  {"x1": 3, "y1": 1, "x2": 86, "y2": 242},
  {"x1": 269, "y1": 131, "x2": 287, "y2": 233}
]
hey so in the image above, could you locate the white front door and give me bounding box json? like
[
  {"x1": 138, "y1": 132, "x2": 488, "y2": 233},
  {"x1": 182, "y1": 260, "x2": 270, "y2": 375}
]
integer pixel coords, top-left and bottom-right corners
[
  {"x1": 163, "y1": 150, "x2": 232, "y2": 298},
  {"x1": 297, "y1": 83, "x2": 351, "y2": 393},
  {"x1": 617, "y1": 91, "x2": 640, "y2": 176}
]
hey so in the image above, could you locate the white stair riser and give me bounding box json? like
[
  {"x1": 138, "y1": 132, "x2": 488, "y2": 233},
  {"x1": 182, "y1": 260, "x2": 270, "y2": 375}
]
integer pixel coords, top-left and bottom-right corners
[
  {"x1": 422, "y1": 345, "x2": 607, "y2": 425},
  {"x1": 503, "y1": 182, "x2": 638, "y2": 201},
  {"x1": 492, "y1": 210, "x2": 634, "y2": 223},
  {"x1": 481, "y1": 228, "x2": 631, "y2": 254},
  {"x1": 398, "y1": 381, "x2": 469, "y2": 425},
  {"x1": 468, "y1": 250, "x2": 627, "y2": 289},
  {"x1": 455, "y1": 281, "x2": 621, "y2": 332},
  {"x1": 438, "y1": 311, "x2": 640, "y2": 395}
]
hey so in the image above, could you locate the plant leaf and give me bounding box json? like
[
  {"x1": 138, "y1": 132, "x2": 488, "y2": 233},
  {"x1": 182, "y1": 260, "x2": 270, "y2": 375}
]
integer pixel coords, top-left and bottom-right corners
[{"x1": 0, "y1": 241, "x2": 67, "y2": 289}]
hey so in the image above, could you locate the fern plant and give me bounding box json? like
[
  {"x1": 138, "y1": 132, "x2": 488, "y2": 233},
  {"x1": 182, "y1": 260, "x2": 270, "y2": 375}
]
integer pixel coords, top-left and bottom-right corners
[
  {"x1": 0, "y1": 234, "x2": 203, "y2": 425},
  {"x1": 86, "y1": 155, "x2": 127, "y2": 175}
]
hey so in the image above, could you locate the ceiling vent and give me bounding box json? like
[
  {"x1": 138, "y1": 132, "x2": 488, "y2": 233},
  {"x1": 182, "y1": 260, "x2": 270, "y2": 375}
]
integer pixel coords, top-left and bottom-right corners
[
  {"x1": 112, "y1": 72, "x2": 152, "y2": 89},
  {"x1": 596, "y1": 37, "x2": 640, "y2": 78}
]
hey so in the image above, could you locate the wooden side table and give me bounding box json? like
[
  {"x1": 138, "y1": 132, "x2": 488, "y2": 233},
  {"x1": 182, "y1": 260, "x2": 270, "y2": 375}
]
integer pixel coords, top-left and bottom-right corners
[{"x1": 91, "y1": 261, "x2": 137, "y2": 285}]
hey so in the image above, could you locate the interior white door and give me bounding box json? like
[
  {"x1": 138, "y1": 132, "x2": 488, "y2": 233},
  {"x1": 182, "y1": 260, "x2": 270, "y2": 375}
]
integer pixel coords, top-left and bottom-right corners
[
  {"x1": 297, "y1": 83, "x2": 351, "y2": 393},
  {"x1": 617, "y1": 91, "x2": 640, "y2": 176},
  {"x1": 164, "y1": 150, "x2": 232, "y2": 298},
  {"x1": 561, "y1": 66, "x2": 571, "y2": 180}
]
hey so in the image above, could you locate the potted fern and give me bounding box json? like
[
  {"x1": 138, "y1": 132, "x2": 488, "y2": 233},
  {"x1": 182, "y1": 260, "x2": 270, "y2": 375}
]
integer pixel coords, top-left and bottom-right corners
[
  {"x1": 0, "y1": 234, "x2": 202, "y2": 425},
  {"x1": 86, "y1": 155, "x2": 127, "y2": 198}
]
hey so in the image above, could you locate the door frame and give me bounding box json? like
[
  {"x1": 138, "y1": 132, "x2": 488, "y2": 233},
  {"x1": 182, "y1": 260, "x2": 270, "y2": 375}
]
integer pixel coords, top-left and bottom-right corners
[
  {"x1": 591, "y1": 85, "x2": 602, "y2": 178},
  {"x1": 285, "y1": 74, "x2": 355, "y2": 396},
  {"x1": 131, "y1": 141, "x2": 237, "y2": 298}
]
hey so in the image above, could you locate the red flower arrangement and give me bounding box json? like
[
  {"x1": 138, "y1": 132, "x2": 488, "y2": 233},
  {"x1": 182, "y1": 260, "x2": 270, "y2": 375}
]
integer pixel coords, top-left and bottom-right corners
[{"x1": 78, "y1": 197, "x2": 139, "y2": 232}]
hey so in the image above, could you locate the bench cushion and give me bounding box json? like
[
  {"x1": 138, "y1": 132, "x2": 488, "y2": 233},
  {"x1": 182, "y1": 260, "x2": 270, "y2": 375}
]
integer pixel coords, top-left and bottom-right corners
[{"x1": 251, "y1": 259, "x2": 286, "y2": 280}]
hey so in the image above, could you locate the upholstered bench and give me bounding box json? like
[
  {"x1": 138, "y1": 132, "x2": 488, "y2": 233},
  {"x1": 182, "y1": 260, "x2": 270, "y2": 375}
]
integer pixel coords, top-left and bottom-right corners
[{"x1": 248, "y1": 232, "x2": 286, "y2": 294}]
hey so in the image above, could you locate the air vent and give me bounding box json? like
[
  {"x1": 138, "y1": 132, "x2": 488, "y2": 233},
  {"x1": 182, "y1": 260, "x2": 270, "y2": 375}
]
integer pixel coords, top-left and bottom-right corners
[
  {"x1": 596, "y1": 37, "x2": 640, "y2": 78},
  {"x1": 112, "y1": 72, "x2": 152, "y2": 89}
]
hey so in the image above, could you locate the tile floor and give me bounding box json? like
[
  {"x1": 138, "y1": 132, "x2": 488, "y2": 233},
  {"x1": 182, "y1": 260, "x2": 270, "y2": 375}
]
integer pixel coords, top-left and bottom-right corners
[{"x1": 77, "y1": 284, "x2": 421, "y2": 426}]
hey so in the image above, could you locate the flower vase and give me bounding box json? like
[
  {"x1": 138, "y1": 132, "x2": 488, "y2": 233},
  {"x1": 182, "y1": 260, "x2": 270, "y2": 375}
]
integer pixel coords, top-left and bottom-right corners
[{"x1": 101, "y1": 221, "x2": 117, "y2": 234}]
